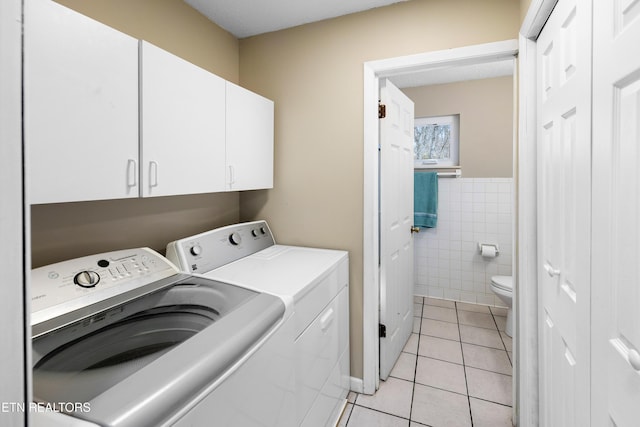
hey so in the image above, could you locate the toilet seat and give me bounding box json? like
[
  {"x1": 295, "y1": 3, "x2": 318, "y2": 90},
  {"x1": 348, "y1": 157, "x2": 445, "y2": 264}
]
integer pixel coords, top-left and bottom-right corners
[{"x1": 491, "y1": 275, "x2": 513, "y2": 292}]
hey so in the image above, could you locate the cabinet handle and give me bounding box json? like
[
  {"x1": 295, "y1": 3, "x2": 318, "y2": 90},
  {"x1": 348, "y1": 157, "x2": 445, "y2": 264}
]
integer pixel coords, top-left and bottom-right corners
[
  {"x1": 229, "y1": 165, "x2": 235, "y2": 186},
  {"x1": 544, "y1": 262, "x2": 560, "y2": 277},
  {"x1": 150, "y1": 161, "x2": 159, "y2": 188},
  {"x1": 127, "y1": 159, "x2": 137, "y2": 187},
  {"x1": 628, "y1": 349, "x2": 640, "y2": 371},
  {"x1": 320, "y1": 308, "x2": 335, "y2": 332}
]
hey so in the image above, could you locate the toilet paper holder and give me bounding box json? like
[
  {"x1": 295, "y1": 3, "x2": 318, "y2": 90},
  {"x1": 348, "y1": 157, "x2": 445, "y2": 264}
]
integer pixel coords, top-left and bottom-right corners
[{"x1": 478, "y1": 243, "x2": 500, "y2": 256}]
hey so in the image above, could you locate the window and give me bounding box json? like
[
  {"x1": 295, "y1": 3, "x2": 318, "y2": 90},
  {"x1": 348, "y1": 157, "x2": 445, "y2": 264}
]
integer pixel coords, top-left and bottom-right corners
[{"x1": 414, "y1": 114, "x2": 459, "y2": 167}]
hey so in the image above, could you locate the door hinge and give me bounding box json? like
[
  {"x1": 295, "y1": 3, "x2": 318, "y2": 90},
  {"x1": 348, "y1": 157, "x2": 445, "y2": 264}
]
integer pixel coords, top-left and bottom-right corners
[
  {"x1": 379, "y1": 323, "x2": 387, "y2": 338},
  {"x1": 378, "y1": 103, "x2": 386, "y2": 119}
]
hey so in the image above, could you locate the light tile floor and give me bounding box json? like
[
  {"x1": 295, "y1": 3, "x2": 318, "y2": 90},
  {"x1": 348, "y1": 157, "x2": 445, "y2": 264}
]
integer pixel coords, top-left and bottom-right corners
[{"x1": 339, "y1": 297, "x2": 514, "y2": 427}]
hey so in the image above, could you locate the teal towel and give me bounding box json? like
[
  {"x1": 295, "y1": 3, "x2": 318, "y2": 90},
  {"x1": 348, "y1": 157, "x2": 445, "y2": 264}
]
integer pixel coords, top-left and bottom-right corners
[{"x1": 414, "y1": 171, "x2": 438, "y2": 228}]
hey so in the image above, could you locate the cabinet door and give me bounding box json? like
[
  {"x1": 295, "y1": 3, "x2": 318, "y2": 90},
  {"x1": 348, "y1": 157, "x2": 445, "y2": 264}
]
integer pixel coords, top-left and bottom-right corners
[
  {"x1": 226, "y1": 82, "x2": 274, "y2": 191},
  {"x1": 24, "y1": 0, "x2": 139, "y2": 204},
  {"x1": 140, "y1": 41, "x2": 226, "y2": 197}
]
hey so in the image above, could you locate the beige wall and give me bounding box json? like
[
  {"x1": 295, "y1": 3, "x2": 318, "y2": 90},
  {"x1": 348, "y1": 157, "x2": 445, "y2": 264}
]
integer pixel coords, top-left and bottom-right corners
[
  {"x1": 54, "y1": 0, "x2": 239, "y2": 82},
  {"x1": 403, "y1": 76, "x2": 514, "y2": 178},
  {"x1": 32, "y1": 0, "x2": 241, "y2": 268},
  {"x1": 32, "y1": 194, "x2": 240, "y2": 267},
  {"x1": 520, "y1": 0, "x2": 533, "y2": 24},
  {"x1": 239, "y1": 0, "x2": 520, "y2": 379}
]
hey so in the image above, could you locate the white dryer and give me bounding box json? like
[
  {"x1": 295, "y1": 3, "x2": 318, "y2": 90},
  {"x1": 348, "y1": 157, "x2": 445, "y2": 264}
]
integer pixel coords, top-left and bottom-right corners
[
  {"x1": 167, "y1": 220, "x2": 350, "y2": 427},
  {"x1": 30, "y1": 248, "x2": 295, "y2": 427}
]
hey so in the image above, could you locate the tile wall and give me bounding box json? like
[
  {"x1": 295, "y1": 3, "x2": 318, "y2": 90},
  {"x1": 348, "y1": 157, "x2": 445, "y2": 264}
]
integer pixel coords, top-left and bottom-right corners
[{"x1": 414, "y1": 177, "x2": 513, "y2": 306}]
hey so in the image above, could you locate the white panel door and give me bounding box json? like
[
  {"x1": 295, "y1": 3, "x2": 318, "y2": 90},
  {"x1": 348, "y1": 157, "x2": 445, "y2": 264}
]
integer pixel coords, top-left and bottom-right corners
[
  {"x1": 24, "y1": 0, "x2": 139, "y2": 204},
  {"x1": 591, "y1": 0, "x2": 640, "y2": 425},
  {"x1": 140, "y1": 41, "x2": 226, "y2": 197},
  {"x1": 226, "y1": 82, "x2": 274, "y2": 191},
  {"x1": 536, "y1": 0, "x2": 592, "y2": 425},
  {"x1": 379, "y1": 78, "x2": 414, "y2": 380}
]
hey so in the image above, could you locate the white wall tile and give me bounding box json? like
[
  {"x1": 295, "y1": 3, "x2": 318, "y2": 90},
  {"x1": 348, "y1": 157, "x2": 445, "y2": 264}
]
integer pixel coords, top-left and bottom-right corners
[
  {"x1": 413, "y1": 177, "x2": 513, "y2": 306},
  {"x1": 415, "y1": 284, "x2": 429, "y2": 297},
  {"x1": 428, "y1": 287, "x2": 444, "y2": 298},
  {"x1": 476, "y1": 294, "x2": 495, "y2": 306}
]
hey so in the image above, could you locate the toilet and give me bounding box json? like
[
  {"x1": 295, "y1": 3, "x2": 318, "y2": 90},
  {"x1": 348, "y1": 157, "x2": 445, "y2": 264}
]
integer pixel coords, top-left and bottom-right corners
[{"x1": 490, "y1": 275, "x2": 514, "y2": 337}]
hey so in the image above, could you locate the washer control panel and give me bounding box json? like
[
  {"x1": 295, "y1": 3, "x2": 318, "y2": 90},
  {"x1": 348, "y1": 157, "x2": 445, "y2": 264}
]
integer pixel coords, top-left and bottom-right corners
[
  {"x1": 166, "y1": 220, "x2": 276, "y2": 274},
  {"x1": 31, "y1": 248, "x2": 179, "y2": 330}
]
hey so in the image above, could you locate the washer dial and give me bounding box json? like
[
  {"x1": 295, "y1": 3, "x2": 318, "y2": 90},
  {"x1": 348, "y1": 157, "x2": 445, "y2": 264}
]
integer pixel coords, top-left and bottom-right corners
[
  {"x1": 74, "y1": 270, "x2": 100, "y2": 288},
  {"x1": 229, "y1": 232, "x2": 242, "y2": 246}
]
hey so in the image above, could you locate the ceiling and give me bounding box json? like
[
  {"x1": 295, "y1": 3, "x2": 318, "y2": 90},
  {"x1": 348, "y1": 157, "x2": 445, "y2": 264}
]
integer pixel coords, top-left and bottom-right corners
[
  {"x1": 183, "y1": 0, "x2": 514, "y2": 87},
  {"x1": 184, "y1": 0, "x2": 406, "y2": 38}
]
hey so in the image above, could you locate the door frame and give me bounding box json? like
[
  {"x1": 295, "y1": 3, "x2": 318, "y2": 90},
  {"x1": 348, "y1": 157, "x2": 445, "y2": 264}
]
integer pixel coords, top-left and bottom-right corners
[
  {"x1": 517, "y1": 1, "x2": 559, "y2": 426},
  {"x1": 362, "y1": 39, "x2": 519, "y2": 395},
  {"x1": 0, "y1": 0, "x2": 29, "y2": 424}
]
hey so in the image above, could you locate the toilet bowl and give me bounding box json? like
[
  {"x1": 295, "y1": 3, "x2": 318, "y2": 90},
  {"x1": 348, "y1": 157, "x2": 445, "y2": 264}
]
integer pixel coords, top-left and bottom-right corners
[{"x1": 490, "y1": 275, "x2": 513, "y2": 337}]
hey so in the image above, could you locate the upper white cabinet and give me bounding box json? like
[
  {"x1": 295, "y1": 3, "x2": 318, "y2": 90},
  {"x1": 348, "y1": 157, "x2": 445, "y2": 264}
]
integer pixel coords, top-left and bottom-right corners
[
  {"x1": 140, "y1": 41, "x2": 227, "y2": 197},
  {"x1": 226, "y1": 82, "x2": 274, "y2": 191},
  {"x1": 25, "y1": 0, "x2": 140, "y2": 204},
  {"x1": 25, "y1": 0, "x2": 274, "y2": 204}
]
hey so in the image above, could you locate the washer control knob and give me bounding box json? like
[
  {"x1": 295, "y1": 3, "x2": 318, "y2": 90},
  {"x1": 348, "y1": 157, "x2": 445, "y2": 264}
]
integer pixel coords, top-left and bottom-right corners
[
  {"x1": 251, "y1": 229, "x2": 259, "y2": 237},
  {"x1": 190, "y1": 245, "x2": 202, "y2": 256},
  {"x1": 260, "y1": 227, "x2": 267, "y2": 235},
  {"x1": 229, "y1": 232, "x2": 242, "y2": 246},
  {"x1": 74, "y1": 270, "x2": 100, "y2": 288}
]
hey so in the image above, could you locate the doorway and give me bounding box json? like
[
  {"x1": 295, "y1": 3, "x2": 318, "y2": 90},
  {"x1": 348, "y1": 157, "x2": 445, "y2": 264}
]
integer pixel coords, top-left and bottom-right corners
[{"x1": 362, "y1": 39, "x2": 519, "y2": 396}]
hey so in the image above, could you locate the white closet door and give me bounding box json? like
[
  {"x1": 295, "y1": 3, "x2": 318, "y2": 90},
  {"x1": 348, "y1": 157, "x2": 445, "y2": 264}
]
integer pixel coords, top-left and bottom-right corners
[
  {"x1": 25, "y1": 0, "x2": 139, "y2": 204},
  {"x1": 536, "y1": 0, "x2": 592, "y2": 425},
  {"x1": 591, "y1": 0, "x2": 640, "y2": 425},
  {"x1": 379, "y1": 78, "x2": 415, "y2": 380},
  {"x1": 140, "y1": 41, "x2": 226, "y2": 197}
]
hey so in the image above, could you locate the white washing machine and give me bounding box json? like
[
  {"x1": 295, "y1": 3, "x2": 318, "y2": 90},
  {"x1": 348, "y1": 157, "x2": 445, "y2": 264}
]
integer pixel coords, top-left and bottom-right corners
[
  {"x1": 167, "y1": 220, "x2": 350, "y2": 427},
  {"x1": 30, "y1": 247, "x2": 295, "y2": 427}
]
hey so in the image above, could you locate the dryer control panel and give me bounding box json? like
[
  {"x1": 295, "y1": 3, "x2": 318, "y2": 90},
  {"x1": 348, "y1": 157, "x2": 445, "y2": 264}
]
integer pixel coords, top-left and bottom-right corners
[
  {"x1": 166, "y1": 220, "x2": 275, "y2": 274},
  {"x1": 31, "y1": 248, "x2": 180, "y2": 337}
]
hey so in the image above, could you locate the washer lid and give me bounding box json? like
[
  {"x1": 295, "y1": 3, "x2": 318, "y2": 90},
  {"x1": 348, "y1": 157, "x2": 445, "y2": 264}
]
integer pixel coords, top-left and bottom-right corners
[{"x1": 491, "y1": 275, "x2": 513, "y2": 291}]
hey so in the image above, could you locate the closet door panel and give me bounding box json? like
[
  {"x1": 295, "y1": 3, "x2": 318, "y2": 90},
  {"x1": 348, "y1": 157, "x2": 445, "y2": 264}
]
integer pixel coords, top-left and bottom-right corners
[
  {"x1": 536, "y1": 0, "x2": 592, "y2": 425},
  {"x1": 592, "y1": 0, "x2": 640, "y2": 424}
]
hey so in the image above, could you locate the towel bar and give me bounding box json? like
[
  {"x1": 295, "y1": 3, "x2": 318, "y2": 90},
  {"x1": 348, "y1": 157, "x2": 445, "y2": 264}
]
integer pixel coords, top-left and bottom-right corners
[
  {"x1": 436, "y1": 169, "x2": 461, "y2": 178},
  {"x1": 415, "y1": 169, "x2": 461, "y2": 178}
]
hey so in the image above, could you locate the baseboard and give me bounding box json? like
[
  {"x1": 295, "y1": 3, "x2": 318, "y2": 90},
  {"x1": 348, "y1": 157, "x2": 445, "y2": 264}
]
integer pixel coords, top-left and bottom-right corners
[{"x1": 349, "y1": 376, "x2": 364, "y2": 394}]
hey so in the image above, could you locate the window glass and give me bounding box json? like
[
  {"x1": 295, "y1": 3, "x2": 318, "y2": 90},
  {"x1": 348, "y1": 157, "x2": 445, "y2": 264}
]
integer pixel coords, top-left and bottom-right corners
[{"x1": 414, "y1": 115, "x2": 459, "y2": 167}]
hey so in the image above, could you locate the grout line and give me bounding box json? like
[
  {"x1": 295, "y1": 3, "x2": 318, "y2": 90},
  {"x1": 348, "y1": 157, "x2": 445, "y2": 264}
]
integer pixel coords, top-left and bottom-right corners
[
  {"x1": 462, "y1": 364, "x2": 513, "y2": 377},
  {"x1": 455, "y1": 301, "x2": 474, "y2": 427},
  {"x1": 491, "y1": 308, "x2": 513, "y2": 366},
  {"x1": 341, "y1": 402, "x2": 354, "y2": 426},
  {"x1": 421, "y1": 328, "x2": 511, "y2": 353},
  {"x1": 418, "y1": 332, "x2": 461, "y2": 344},
  {"x1": 412, "y1": 379, "x2": 471, "y2": 399},
  {"x1": 469, "y1": 395, "x2": 514, "y2": 408},
  {"x1": 413, "y1": 353, "x2": 513, "y2": 377},
  {"x1": 412, "y1": 352, "x2": 464, "y2": 367},
  {"x1": 350, "y1": 403, "x2": 411, "y2": 422},
  {"x1": 407, "y1": 300, "x2": 423, "y2": 425}
]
